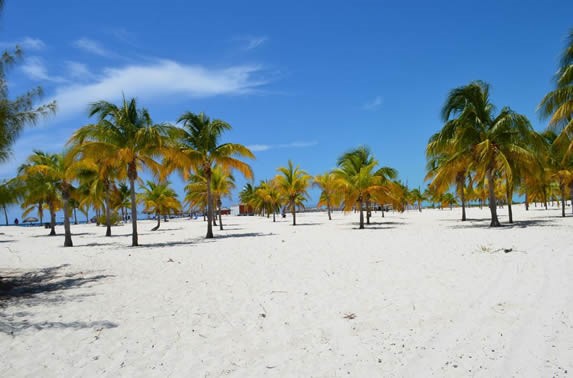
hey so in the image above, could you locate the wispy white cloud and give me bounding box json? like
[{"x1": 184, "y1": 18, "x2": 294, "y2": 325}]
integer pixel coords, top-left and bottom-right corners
[
  {"x1": 48, "y1": 60, "x2": 268, "y2": 119},
  {"x1": 363, "y1": 95, "x2": 383, "y2": 110},
  {"x1": 21, "y1": 57, "x2": 67, "y2": 83},
  {"x1": 0, "y1": 37, "x2": 46, "y2": 50},
  {"x1": 235, "y1": 35, "x2": 269, "y2": 50},
  {"x1": 247, "y1": 141, "x2": 317, "y2": 152},
  {"x1": 73, "y1": 38, "x2": 110, "y2": 57},
  {"x1": 65, "y1": 61, "x2": 94, "y2": 80}
]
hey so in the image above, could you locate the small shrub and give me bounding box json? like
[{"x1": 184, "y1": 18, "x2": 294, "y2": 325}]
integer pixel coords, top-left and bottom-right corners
[{"x1": 96, "y1": 212, "x2": 122, "y2": 226}]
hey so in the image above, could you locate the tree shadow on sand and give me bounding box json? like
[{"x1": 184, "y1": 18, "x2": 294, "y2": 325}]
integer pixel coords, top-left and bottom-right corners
[
  {"x1": 0, "y1": 264, "x2": 116, "y2": 335},
  {"x1": 445, "y1": 217, "x2": 562, "y2": 229}
]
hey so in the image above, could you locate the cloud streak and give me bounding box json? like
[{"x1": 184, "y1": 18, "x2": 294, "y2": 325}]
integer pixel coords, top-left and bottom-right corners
[
  {"x1": 21, "y1": 57, "x2": 67, "y2": 83},
  {"x1": 0, "y1": 37, "x2": 46, "y2": 50},
  {"x1": 247, "y1": 141, "x2": 317, "y2": 152},
  {"x1": 235, "y1": 35, "x2": 269, "y2": 50},
  {"x1": 73, "y1": 38, "x2": 111, "y2": 57},
  {"x1": 48, "y1": 60, "x2": 268, "y2": 119},
  {"x1": 363, "y1": 96, "x2": 383, "y2": 110}
]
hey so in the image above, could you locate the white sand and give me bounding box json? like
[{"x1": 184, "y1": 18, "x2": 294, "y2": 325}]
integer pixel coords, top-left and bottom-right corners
[{"x1": 1, "y1": 205, "x2": 572, "y2": 377}]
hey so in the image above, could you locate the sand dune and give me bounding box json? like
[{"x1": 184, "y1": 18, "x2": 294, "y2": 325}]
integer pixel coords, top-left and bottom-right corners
[{"x1": 1, "y1": 205, "x2": 572, "y2": 377}]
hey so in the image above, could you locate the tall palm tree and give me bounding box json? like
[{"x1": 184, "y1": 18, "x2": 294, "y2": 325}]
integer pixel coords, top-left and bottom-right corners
[
  {"x1": 334, "y1": 147, "x2": 398, "y2": 229},
  {"x1": 313, "y1": 172, "x2": 343, "y2": 220},
  {"x1": 138, "y1": 180, "x2": 181, "y2": 231},
  {"x1": 74, "y1": 156, "x2": 122, "y2": 236},
  {"x1": 69, "y1": 97, "x2": 173, "y2": 246},
  {"x1": 275, "y1": 160, "x2": 310, "y2": 226},
  {"x1": 0, "y1": 179, "x2": 19, "y2": 225},
  {"x1": 255, "y1": 179, "x2": 283, "y2": 222},
  {"x1": 435, "y1": 81, "x2": 538, "y2": 226},
  {"x1": 541, "y1": 130, "x2": 573, "y2": 217},
  {"x1": 18, "y1": 151, "x2": 61, "y2": 235},
  {"x1": 408, "y1": 188, "x2": 425, "y2": 212},
  {"x1": 19, "y1": 151, "x2": 76, "y2": 246},
  {"x1": 166, "y1": 112, "x2": 254, "y2": 238}
]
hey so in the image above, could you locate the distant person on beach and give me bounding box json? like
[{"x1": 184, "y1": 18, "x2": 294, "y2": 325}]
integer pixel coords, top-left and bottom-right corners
[{"x1": 14, "y1": 218, "x2": 19, "y2": 225}]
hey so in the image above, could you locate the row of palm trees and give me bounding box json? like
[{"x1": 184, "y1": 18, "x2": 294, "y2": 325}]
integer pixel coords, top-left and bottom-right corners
[
  {"x1": 239, "y1": 147, "x2": 406, "y2": 229},
  {"x1": 4, "y1": 99, "x2": 255, "y2": 247},
  {"x1": 424, "y1": 29, "x2": 573, "y2": 226}
]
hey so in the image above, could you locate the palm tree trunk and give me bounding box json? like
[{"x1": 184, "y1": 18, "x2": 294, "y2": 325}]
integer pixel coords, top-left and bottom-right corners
[
  {"x1": 291, "y1": 199, "x2": 296, "y2": 226},
  {"x1": 128, "y1": 164, "x2": 139, "y2": 246},
  {"x1": 38, "y1": 201, "x2": 44, "y2": 225},
  {"x1": 105, "y1": 182, "x2": 112, "y2": 237},
  {"x1": 2, "y1": 205, "x2": 7, "y2": 226},
  {"x1": 507, "y1": 190, "x2": 513, "y2": 224},
  {"x1": 486, "y1": 170, "x2": 501, "y2": 227},
  {"x1": 359, "y1": 200, "x2": 365, "y2": 229},
  {"x1": 525, "y1": 193, "x2": 529, "y2": 211},
  {"x1": 49, "y1": 203, "x2": 56, "y2": 235},
  {"x1": 561, "y1": 184, "x2": 566, "y2": 217},
  {"x1": 73, "y1": 207, "x2": 78, "y2": 225},
  {"x1": 218, "y1": 202, "x2": 223, "y2": 231},
  {"x1": 327, "y1": 203, "x2": 332, "y2": 220},
  {"x1": 152, "y1": 211, "x2": 160, "y2": 231},
  {"x1": 458, "y1": 179, "x2": 466, "y2": 221},
  {"x1": 272, "y1": 211, "x2": 276, "y2": 222},
  {"x1": 62, "y1": 188, "x2": 73, "y2": 247},
  {"x1": 205, "y1": 171, "x2": 214, "y2": 238},
  {"x1": 570, "y1": 182, "x2": 573, "y2": 215}
]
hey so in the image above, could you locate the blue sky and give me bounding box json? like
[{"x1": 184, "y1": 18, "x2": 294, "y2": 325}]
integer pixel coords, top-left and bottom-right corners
[{"x1": 1, "y1": 0, "x2": 572, "y2": 219}]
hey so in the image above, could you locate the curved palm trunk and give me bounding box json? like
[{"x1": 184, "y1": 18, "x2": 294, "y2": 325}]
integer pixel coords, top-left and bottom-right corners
[
  {"x1": 38, "y1": 201, "x2": 44, "y2": 225},
  {"x1": 105, "y1": 182, "x2": 112, "y2": 237},
  {"x1": 291, "y1": 198, "x2": 296, "y2": 226},
  {"x1": 128, "y1": 163, "x2": 139, "y2": 246},
  {"x1": 152, "y1": 211, "x2": 160, "y2": 231},
  {"x1": 49, "y1": 203, "x2": 57, "y2": 235},
  {"x1": 62, "y1": 188, "x2": 73, "y2": 247},
  {"x1": 2, "y1": 205, "x2": 8, "y2": 225},
  {"x1": 205, "y1": 171, "x2": 214, "y2": 239},
  {"x1": 486, "y1": 170, "x2": 501, "y2": 227}
]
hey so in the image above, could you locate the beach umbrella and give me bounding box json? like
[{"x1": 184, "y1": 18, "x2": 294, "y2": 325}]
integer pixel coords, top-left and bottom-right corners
[{"x1": 23, "y1": 217, "x2": 39, "y2": 223}]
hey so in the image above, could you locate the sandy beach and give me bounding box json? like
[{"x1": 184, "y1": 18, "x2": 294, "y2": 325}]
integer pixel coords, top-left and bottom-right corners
[{"x1": 1, "y1": 205, "x2": 572, "y2": 377}]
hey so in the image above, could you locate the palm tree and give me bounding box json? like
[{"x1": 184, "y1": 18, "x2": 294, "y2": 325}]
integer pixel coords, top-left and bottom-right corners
[
  {"x1": 138, "y1": 180, "x2": 181, "y2": 231},
  {"x1": 334, "y1": 147, "x2": 398, "y2": 229},
  {"x1": 409, "y1": 188, "x2": 425, "y2": 212},
  {"x1": 210, "y1": 167, "x2": 236, "y2": 230},
  {"x1": 255, "y1": 179, "x2": 283, "y2": 222},
  {"x1": 74, "y1": 156, "x2": 122, "y2": 236},
  {"x1": 539, "y1": 29, "x2": 573, "y2": 151},
  {"x1": 19, "y1": 151, "x2": 76, "y2": 246},
  {"x1": 69, "y1": 97, "x2": 173, "y2": 246},
  {"x1": 165, "y1": 112, "x2": 254, "y2": 238},
  {"x1": 435, "y1": 81, "x2": 538, "y2": 226},
  {"x1": 239, "y1": 182, "x2": 256, "y2": 215},
  {"x1": 541, "y1": 130, "x2": 573, "y2": 217},
  {"x1": 0, "y1": 179, "x2": 19, "y2": 225},
  {"x1": 18, "y1": 151, "x2": 61, "y2": 235},
  {"x1": 313, "y1": 172, "x2": 343, "y2": 220},
  {"x1": 275, "y1": 160, "x2": 311, "y2": 226}
]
